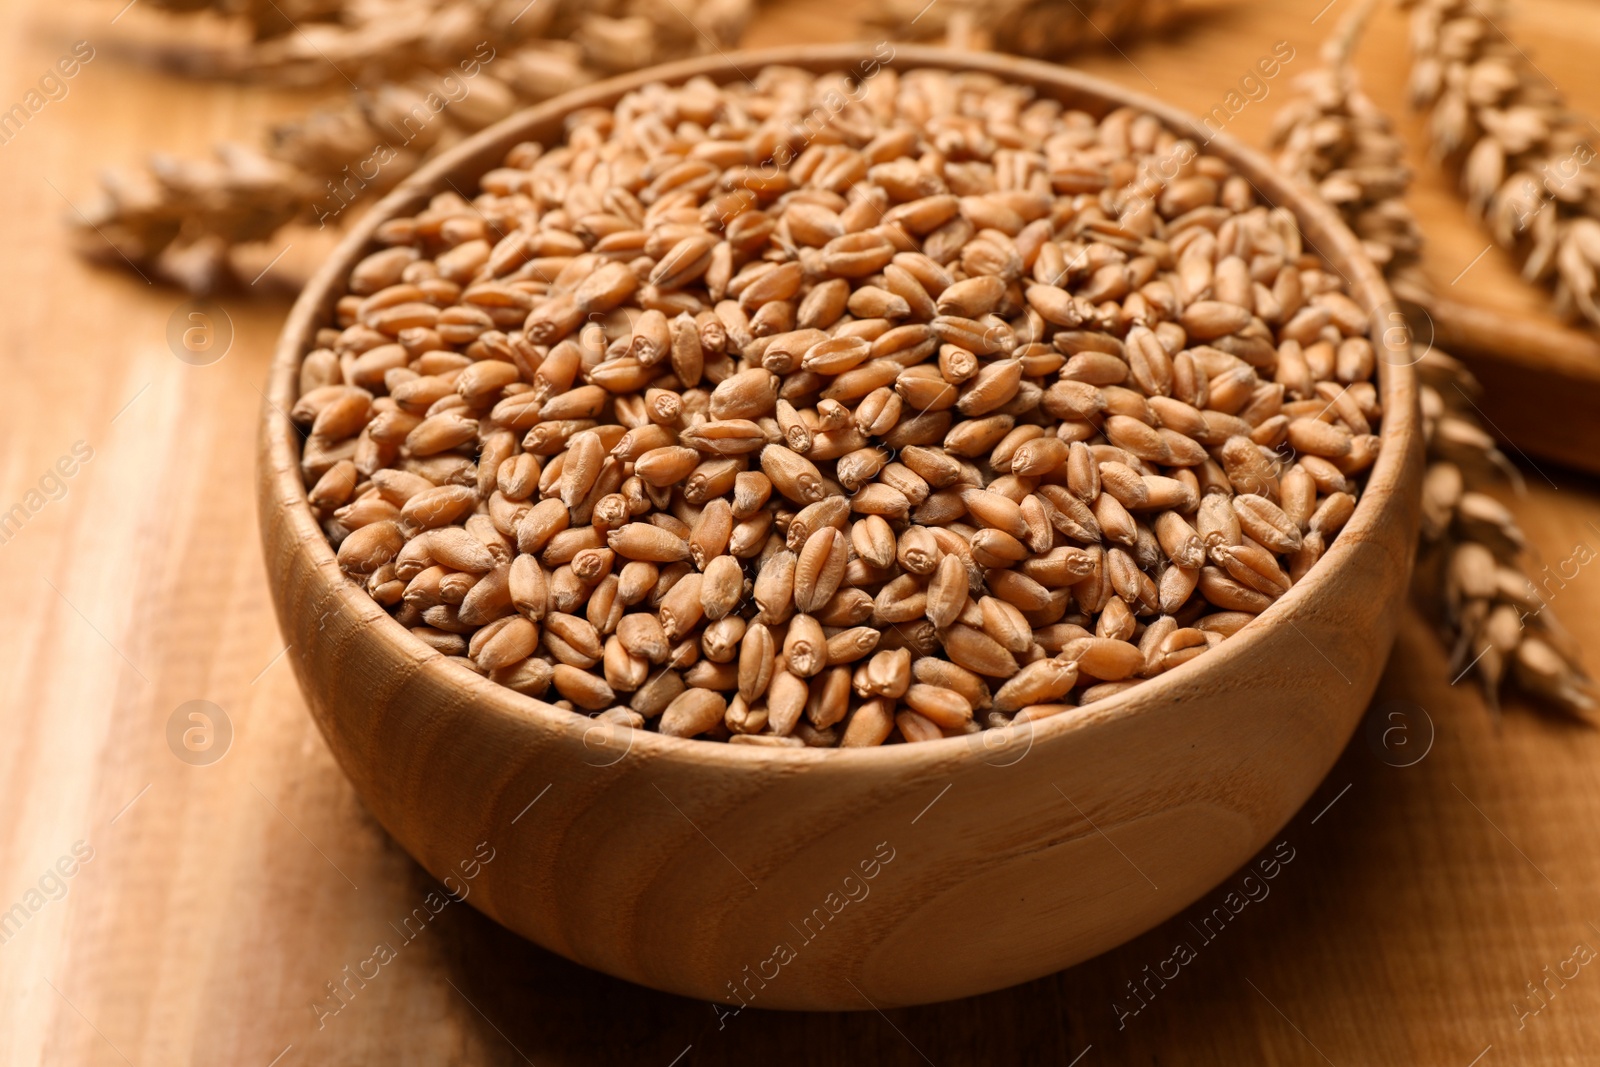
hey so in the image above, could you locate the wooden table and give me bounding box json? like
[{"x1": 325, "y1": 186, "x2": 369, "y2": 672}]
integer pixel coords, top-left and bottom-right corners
[{"x1": 4, "y1": 0, "x2": 1600, "y2": 1062}]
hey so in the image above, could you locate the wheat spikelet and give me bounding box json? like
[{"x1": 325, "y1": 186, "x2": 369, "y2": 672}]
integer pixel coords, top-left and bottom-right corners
[
  {"x1": 130, "y1": 0, "x2": 349, "y2": 48},
  {"x1": 74, "y1": 0, "x2": 753, "y2": 291},
  {"x1": 1273, "y1": 0, "x2": 1594, "y2": 718},
  {"x1": 1402, "y1": 0, "x2": 1600, "y2": 328},
  {"x1": 131, "y1": 0, "x2": 752, "y2": 85},
  {"x1": 1270, "y1": 3, "x2": 1428, "y2": 296},
  {"x1": 867, "y1": 0, "x2": 1178, "y2": 59}
]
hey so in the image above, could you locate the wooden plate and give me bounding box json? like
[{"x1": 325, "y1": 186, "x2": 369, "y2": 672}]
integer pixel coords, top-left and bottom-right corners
[{"x1": 257, "y1": 43, "x2": 1424, "y2": 1010}]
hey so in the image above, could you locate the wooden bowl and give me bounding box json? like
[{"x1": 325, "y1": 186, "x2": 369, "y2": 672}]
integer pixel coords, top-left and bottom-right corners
[{"x1": 259, "y1": 44, "x2": 1423, "y2": 1010}]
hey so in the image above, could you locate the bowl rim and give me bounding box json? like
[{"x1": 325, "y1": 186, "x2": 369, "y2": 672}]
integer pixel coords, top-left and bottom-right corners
[{"x1": 261, "y1": 42, "x2": 1421, "y2": 770}]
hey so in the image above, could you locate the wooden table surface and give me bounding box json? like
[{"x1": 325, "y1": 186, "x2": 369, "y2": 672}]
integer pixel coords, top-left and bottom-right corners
[{"x1": 5, "y1": 0, "x2": 1600, "y2": 1062}]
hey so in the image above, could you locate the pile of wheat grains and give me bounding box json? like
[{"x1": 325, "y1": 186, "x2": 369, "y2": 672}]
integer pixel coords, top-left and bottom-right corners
[{"x1": 294, "y1": 64, "x2": 1384, "y2": 748}]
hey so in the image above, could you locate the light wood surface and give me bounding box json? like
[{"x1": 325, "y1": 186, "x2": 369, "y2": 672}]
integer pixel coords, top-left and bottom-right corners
[
  {"x1": 260, "y1": 42, "x2": 1422, "y2": 1010},
  {"x1": 3, "y1": 0, "x2": 1599, "y2": 1062}
]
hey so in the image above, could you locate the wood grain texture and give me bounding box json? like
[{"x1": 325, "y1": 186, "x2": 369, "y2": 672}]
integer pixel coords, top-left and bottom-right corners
[
  {"x1": 1424, "y1": 292, "x2": 1600, "y2": 474},
  {"x1": 2, "y1": 0, "x2": 1598, "y2": 1062}
]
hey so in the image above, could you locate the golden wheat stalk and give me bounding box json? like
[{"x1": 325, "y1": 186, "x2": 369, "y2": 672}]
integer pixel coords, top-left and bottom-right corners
[
  {"x1": 75, "y1": 0, "x2": 753, "y2": 290},
  {"x1": 1402, "y1": 0, "x2": 1600, "y2": 328},
  {"x1": 867, "y1": 0, "x2": 1178, "y2": 59}
]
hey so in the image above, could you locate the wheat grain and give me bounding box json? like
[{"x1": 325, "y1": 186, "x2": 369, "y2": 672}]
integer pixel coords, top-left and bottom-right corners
[{"x1": 304, "y1": 65, "x2": 1392, "y2": 744}]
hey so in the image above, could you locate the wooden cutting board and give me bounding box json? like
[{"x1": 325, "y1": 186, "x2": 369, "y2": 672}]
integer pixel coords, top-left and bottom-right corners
[{"x1": 3, "y1": 0, "x2": 1600, "y2": 1063}]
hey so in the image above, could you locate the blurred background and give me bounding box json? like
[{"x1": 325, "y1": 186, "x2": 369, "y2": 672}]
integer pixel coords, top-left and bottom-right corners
[{"x1": 3, "y1": 0, "x2": 1600, "y2": 1062}]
